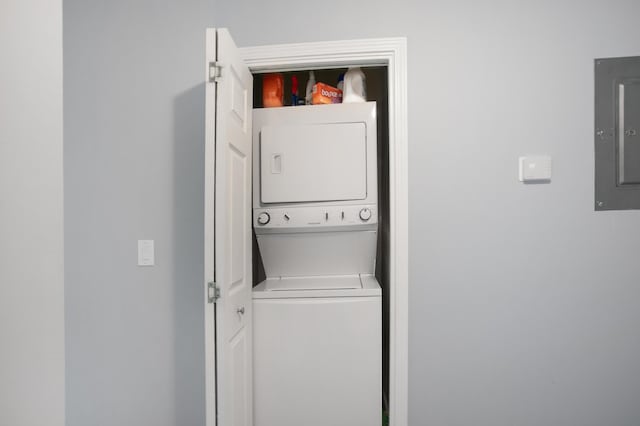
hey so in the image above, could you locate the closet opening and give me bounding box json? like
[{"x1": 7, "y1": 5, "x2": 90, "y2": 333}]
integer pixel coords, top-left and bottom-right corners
[{"x1": 250, "y1": 65, "x2": 391, "y2": 423}]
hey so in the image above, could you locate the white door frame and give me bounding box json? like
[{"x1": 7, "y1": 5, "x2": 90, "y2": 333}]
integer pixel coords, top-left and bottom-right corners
[{"x1": 240, "y1": 37, "x2": 409, "y2": 426}]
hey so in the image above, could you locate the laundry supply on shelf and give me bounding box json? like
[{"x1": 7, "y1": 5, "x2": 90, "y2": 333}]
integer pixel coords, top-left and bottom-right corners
[
  {"x1": 343, "y1": 67, "x2": 367, "y2": 103},
  {"x1": 291, "y1": 75, "x2": 299, "y2": 106},
  {"x1": 263, "y1": 73, "x2": 284, "y2": 107},
  {"x1": 305, "y1": 71, "x2": 316, "y2": 105},
  {"x1": 337, "y1": 73, "x2": 345, "y2": 92},
  {"x1": 311, "y1": 82, "x2": 343, "y2": 105}
]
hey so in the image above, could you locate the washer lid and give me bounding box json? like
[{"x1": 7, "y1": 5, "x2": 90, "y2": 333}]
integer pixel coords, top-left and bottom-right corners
[
  {"x1": 266, "y1": 275, "x2": 361, "y2": 291},
  {"x1": 253, "y1": 274, "x2": 381, "y2": 299}
]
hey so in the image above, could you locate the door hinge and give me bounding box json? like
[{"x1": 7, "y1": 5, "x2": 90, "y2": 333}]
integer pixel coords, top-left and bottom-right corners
[
  {"x1": 208, "y1": 62, "x2": 223, "y2": 83},
  {"x1": 208, "y1": 281, "x2": 220, "y2": 303}
]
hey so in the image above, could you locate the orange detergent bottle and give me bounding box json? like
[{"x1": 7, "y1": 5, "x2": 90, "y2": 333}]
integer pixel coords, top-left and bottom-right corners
[{"x1": 263, "y1": 73, "x2": 284, "y2": 107}]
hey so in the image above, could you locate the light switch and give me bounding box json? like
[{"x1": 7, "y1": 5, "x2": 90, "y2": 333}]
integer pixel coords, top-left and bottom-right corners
[
  {"x1": 519, "y1": 156, "x2": 552, "y2": 182},
  {"x1": 138, "y1": 240, "x2": 155, "y2": 266}
]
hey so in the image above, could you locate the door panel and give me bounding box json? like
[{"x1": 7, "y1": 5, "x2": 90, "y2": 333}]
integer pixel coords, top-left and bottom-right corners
[
  {"x1": 229, "y1": 147, "x2": 247, "y2": 287},
  {"x1": 204, "y1": 27, "x2": 253, "y2": 426},
  {"x1": 230, "y1": 330, "x2": 248, "y2": 426},
  {"x1": 231, "y1": 69, "x2": 248, "y2": 128},
  {"x1": 226, "y1": 143, "x2": 249, "y2": 340}
]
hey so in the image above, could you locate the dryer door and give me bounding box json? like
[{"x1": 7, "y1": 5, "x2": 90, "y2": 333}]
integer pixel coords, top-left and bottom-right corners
[{"x1": 260, "y1": 122, "x2": 367, "y2": 203}]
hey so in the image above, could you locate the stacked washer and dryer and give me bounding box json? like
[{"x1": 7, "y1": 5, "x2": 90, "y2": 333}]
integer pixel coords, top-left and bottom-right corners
[{"x1": 251, "y1": 102, "x2": 381, "y2": 426}]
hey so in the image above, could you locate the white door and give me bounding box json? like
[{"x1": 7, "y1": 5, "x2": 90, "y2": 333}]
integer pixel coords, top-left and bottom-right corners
[{"x1": 204, "y1": 28, "x2": 253, "y2": 426}]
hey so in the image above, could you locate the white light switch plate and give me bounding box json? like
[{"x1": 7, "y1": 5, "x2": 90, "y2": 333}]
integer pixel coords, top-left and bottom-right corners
[
  {"x1": 138, "y1": 240, "x2": 155, "y2": 266},
  {"x1": 519, "y1": 156, "x2": 552, "y2": 182}
]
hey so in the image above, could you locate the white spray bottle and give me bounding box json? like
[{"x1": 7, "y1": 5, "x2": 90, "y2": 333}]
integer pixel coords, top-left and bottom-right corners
[
  {"x1": 305, "y1": 71, "x2": 316, "y2": 105},
  {"x1": 343, "y1": 67, "x2": 367, "y2": 103}
]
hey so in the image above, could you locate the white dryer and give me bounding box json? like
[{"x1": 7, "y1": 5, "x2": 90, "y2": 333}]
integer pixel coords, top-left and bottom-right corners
[{"x1": 252, "y1": 102, "x2": 381, "y2": 426}]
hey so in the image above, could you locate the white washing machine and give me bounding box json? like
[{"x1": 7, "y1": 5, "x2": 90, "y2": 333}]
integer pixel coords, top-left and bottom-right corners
[
  {"x1": 252, "y1": 102, "x2": 381, "y2": 426},
  {"x1": 253, "y1": 276, "x2": 381, "y2": 426}
]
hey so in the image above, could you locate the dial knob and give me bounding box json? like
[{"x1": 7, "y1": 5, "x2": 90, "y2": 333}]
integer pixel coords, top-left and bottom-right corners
[
  {"x1": 359, "y1": 208, "x2": 372, "y2": 221},
  {"x1": 257, "y1": 212, "x2": 270, "y2": 225}
]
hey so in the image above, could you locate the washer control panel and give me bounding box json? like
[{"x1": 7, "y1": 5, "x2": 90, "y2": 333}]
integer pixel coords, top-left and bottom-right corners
[{"x1": 253, "y1": 204, "x2": 377, "y2": 230}]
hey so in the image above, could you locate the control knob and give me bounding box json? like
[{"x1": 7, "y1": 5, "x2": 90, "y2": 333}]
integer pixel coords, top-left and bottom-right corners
[
  {"x1": 257, "y1": 212, "x2": 270, "y2": 225},
  {"x1": 359, "y1": 208, "x2": 372, "y2": 221}
]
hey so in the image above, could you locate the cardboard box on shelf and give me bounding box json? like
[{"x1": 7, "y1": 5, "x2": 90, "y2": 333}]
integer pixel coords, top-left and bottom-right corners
[{"x1": 312, "y1": 82, "x2": 343, "y2": 105}]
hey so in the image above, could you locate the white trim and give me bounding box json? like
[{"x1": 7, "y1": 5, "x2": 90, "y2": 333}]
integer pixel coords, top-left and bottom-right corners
[
  {"x1": 240, "y1": 37, "x2": 409, "y2": 426},
  {"x1": 204, "y1": 28, "x2": 217, "y2": 426}
]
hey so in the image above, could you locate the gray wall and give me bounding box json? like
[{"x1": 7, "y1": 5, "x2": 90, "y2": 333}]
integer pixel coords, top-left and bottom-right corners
[
  {"x1": 63, "y1": 1, "x2": 211, "y2": 425},
  {"x1": 64, "y1": 0, "x2": 640, "y2": 425},
  {"x1": 0, "y1": 1, "x2": 65, "y2": 425},
  {"x1": 212, "y1": 1, "x2": 640, "y2": 425}
]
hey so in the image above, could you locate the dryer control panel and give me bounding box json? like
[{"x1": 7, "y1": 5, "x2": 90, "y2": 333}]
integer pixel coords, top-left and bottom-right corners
[{"x1": 253, "y1": 204, "x2": 377, "y2": 233}]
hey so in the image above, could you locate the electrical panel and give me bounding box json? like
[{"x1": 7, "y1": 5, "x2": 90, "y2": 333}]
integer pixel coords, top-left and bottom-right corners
[{"x1": 595, "y1": 56, "x2": 640, "y2": 210}]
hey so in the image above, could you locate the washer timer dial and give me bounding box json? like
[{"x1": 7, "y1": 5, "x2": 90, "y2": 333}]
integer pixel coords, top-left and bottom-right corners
[{"x1": 257, "y1": 212, "x2": 270, "y2": 225}]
